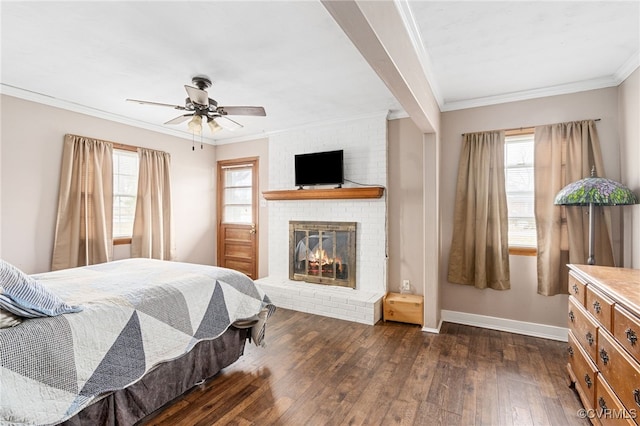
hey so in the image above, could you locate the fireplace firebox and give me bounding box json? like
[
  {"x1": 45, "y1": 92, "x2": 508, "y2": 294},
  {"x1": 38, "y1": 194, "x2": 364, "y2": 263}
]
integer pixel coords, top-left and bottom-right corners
[{"x1": 289, "y1": 221, "x2": 356, "y2": 288}]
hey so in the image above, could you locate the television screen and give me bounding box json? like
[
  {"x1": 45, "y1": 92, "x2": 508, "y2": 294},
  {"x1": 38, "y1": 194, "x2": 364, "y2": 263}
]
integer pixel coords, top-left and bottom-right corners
[{"x1": 295, "y1": 150, "x2": 344, "y2": 188}]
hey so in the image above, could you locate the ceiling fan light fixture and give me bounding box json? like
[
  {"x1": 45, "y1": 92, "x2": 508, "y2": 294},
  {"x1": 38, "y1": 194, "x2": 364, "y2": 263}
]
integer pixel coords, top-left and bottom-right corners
[
  {"x1": 187, "y1": 115, "x2": 202, "y2": 134},
  {"x1": 127, "y1": 75, "x2": 266, "y2": 142},
  {"x1": 208, "y1": 117, "x2": 223, "y2": 134}
]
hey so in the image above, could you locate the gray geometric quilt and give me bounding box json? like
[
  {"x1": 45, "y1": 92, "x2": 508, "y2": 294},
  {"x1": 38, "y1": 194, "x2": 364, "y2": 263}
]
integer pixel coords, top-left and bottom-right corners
[{"x1": 0, "y1": 258, "x2": 274, "y2": 425}]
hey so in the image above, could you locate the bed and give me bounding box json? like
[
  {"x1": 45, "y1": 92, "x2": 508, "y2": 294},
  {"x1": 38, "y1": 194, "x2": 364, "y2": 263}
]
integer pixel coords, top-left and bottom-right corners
[{"x1": 0, "y1": 258, "x2": 274, "y2": 426}]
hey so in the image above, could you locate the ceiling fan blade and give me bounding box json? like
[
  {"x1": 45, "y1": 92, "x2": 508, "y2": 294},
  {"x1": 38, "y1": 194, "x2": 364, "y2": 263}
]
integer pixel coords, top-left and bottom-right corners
[
  {"x1": 164, "y1": 114, "x2": 194, "y2": 125},
  {"x1": 126, "y1": 99, "x2": 186, "y2": 110},
  {"x1": 218, "y1": 106, "x2": 266, "y2": 116},
  {"x1": 214, "y1": 115, "x2": 244, "y2": 131},
  {"x1": 184, "y1": 85, "x2": 209, "y2": 107}
]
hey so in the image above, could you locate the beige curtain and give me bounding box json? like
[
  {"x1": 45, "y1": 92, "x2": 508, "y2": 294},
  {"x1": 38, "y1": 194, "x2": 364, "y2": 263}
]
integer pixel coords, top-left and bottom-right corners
[
  {"x1": 448, "y1": 131, "x2": 510, "y2": 290},
  {"x1": 131, "y1": 148, "x2": 175, "y2": 260},
  {"x1": 534, "y1": 120, "x2": 614, "y2": 296},
  {"x1": 51, "y1": 134, "x2": 113, "y2": 270}
]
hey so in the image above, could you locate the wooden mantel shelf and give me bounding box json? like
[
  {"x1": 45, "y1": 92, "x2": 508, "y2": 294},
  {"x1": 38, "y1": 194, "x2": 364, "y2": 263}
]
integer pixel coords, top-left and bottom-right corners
[{"x1": 262, "y1": 186, "x2": 384, "y2": 201}]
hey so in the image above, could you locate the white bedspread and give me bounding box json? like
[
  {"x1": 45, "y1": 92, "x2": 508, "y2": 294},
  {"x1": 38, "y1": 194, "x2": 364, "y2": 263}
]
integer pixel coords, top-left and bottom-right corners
[{"x1": 0, "y1": 258, "x2": 274, "y2": 426}]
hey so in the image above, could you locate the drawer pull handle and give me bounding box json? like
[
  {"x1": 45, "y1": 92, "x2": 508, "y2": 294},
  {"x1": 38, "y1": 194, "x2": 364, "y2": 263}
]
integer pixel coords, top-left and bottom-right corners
[
  {"x1": 572, "y1": 283, "x2": 579, "y2": 294},
  {"x1": 593, "y1": 300, "x2": 601, "y2": 314},
  {"x1": 567, "y1": 346, "x2": 574, "y2": 357},
  {"x1": 634, "y1": 389, "x2": 640, "y2": 408},
  {"x1": 586, "y1": 331, "x2": 594, "y2": 346},
  {"x1": 584, "y1": 374, "x2": 592, "y2": 389},
  {"x1": 599, "y1": 348, "x2": 609, "y2": 365},
  {"x1": 626, "y1": 328, "x2": 637, "y2": 346},
  {"x1": 598, "y1": 397, "x2": 608, "y2": 410},
  {"x1": 569, "y1": 310, "x2": 575, "y2": 322}
]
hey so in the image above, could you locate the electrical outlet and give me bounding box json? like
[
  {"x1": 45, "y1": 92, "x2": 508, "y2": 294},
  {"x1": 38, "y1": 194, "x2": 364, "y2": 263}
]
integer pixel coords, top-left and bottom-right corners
[{"x1": 401, "y1": 279, "x2": 411, "y2": 292}]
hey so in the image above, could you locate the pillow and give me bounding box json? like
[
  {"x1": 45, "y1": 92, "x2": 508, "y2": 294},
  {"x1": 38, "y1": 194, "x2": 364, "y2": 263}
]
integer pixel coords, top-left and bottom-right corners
[
  {"x1": 0, "y1": 307, "x2": 22, "y2": 328},
  {"x1": 0, "y1": 259, "x2": 82, "y2": 318}
]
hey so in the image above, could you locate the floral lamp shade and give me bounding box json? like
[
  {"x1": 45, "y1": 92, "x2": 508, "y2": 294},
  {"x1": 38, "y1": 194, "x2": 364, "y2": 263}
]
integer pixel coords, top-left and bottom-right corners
[
  {"x1": 554, "y1": 176, "x2": 638, "y2": 206},
  {"x1": 554, "y1": 168, "x2": 637, "y2": 265}
]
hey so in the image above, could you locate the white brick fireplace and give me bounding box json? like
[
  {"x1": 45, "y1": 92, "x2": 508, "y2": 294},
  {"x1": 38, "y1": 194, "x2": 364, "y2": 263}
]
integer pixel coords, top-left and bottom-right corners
[{"x1": 255, "y1": 114, "x2": 388, "y2": 325}]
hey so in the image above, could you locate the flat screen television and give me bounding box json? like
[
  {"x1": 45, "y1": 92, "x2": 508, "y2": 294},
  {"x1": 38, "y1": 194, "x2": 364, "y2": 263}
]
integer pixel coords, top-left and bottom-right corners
[{"x1": 294, "y1": 149, "x2": 344, "y2": 188}]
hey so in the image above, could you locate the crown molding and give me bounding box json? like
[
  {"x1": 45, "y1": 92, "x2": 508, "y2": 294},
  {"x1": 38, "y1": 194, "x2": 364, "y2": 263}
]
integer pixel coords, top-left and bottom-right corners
[
  {"x1": 441, "y1": 75, "x2": 622, "y2": 112},
  {"x1": 387, "y1": 109, "x2": 409, "y2": 120},
  {"x1": 614, "y1": 51, "x2": 640, "y2": 83},
  {"x1": 394, "y1": 0, "x2": 444, "y2": 110},
  {"x1": 2, "y1": 84, "x2": 404, "y2": 147},
  {"x1": 0, "y1": 84, "x2": 220, "y2": 145}
]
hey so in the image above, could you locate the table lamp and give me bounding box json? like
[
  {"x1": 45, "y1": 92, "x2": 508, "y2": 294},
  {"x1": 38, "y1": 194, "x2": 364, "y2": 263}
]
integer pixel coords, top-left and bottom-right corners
[{"x1": 554, "y1": 167, "x2": 637, "y2": 265}]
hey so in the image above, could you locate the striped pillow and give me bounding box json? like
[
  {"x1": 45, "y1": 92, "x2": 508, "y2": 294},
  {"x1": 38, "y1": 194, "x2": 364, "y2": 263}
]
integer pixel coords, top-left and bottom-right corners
[{"x1": 0, "y1": 259, "x2": 82, "y2": 318}]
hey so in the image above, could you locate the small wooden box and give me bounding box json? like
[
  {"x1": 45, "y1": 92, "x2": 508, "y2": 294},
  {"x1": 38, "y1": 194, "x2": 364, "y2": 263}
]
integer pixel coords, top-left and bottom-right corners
[{"x1": 383, "y1": 292, "x2": 423, "y2": 327}]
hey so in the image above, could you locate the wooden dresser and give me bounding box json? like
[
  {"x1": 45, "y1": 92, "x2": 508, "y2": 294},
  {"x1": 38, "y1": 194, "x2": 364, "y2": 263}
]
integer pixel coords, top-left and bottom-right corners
[{"x1": 567, "y1": 264, "x2": 640, "y2": 424}]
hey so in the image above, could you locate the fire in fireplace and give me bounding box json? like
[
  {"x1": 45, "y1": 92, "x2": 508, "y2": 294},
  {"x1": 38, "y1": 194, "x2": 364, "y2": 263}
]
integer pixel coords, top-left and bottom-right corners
[{"x1": 289, "y1": 221, "x2": 356, "y2": 288}]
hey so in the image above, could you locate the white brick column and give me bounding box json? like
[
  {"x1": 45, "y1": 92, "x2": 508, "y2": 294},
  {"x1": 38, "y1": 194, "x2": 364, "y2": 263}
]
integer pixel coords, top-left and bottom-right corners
[{"x1": 256, "y1": 114, "x2": 388, "y2": 325}]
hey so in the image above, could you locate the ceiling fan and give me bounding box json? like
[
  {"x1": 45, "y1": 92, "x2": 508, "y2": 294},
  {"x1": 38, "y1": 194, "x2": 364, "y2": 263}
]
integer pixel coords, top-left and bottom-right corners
[{"x1": 126, "y1": 75, "x2": 266, "y2": 135}]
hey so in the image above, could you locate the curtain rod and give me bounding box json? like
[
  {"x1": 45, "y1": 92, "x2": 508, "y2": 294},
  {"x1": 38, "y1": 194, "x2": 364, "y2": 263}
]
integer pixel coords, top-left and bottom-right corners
[
  {"x1": 66, "y1": 133, "x2": 138, "y2": 152},
  {"x1": 66, "y1": 133, "x2": 164, "y2": 153},
  {"x1": 461, "y1": 118, "x2": 601, "y2": 136}
]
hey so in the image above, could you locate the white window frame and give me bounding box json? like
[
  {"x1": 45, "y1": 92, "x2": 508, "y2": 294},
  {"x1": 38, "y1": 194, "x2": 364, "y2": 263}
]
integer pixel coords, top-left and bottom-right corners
[
  {"x1": 221, "y1": 164, "x2": 254, "y2": 224},
  {"x1": 113, "y1": 148, "x2": 139, "y2": 243},
  {"x1": 504, "y1": 130, "x2": 537, "y2": 255}
]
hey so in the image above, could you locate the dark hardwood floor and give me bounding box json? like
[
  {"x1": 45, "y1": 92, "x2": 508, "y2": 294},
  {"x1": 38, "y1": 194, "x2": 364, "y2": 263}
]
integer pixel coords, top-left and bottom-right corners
[{"x1": 141, "y1": 308, "x2": 588, "y2": 426}]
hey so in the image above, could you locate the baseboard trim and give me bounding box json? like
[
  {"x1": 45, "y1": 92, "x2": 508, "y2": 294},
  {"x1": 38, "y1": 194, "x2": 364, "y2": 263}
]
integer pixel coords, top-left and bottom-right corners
[
  {"x1": 421, "y1": 319, "x2": 443, "y2": 334},
  {"x1": 441, "y1": 310, "x2": 568, "y2": 342}
]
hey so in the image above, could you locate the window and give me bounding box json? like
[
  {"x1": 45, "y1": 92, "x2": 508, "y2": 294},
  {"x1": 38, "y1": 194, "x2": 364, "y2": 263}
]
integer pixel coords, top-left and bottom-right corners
[
  {"x1": 221, "y1": 165, "x2": 253, "y2": 224},
  {"x1": 113, "y1": 149, "x2": 139, "y2": 241},
  {"x1": 504, "y1": 131, "x2": 536, "y2": 253}
]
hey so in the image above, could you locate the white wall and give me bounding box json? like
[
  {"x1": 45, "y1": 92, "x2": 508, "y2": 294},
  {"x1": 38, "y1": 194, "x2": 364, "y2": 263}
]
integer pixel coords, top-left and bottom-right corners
[
  {"x1": 387, "y1": 118, "x2": 424, "y2": 294},
  {"x1": 0, "y1": 95, "x2": 216, "y2": 273},
  {"x1": 440, "y1": 87, "x2": 621, "y2": 328},
  {"x1": 618, "y1": 67, "x2": 640, "y2": 268}
]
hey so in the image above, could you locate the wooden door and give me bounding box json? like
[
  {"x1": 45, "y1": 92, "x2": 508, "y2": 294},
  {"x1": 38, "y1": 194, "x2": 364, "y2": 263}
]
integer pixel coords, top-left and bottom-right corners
[{"x1": 217, "y1": 158, "x2": 258, "y2": 279}]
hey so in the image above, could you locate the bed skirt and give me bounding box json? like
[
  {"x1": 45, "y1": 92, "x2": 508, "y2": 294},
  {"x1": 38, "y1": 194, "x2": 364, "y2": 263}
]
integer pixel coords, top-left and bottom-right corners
[{"x1": 60, "y1": 326, "x2": 249, "y2": 426}]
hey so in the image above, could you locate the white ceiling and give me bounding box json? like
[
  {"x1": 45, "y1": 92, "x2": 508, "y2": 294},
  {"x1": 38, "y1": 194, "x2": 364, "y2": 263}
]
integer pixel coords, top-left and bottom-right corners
[
  {"x1": 1, "y1": 1, "x2": 638, "y2": 144},
  {"x1": 410, "y1": 1, "x2": 640, "y2": 110}
]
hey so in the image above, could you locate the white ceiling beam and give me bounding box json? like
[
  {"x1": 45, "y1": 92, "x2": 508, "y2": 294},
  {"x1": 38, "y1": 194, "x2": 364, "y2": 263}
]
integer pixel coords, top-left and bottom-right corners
[{"x1": 322, "y1": 0, "x2": 440, "y2": 133}]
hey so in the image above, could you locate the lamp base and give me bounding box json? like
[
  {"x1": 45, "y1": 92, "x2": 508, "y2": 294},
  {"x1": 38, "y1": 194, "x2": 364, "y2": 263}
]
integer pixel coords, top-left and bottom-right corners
[{"x1": 587, "y1": 203, "x2": 595, "y2": 265}]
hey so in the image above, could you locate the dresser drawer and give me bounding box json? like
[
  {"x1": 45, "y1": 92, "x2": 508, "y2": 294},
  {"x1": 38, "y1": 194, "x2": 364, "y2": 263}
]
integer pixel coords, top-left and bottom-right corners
[
  {"x1": 569, "y1": 272, "x2": 588, "y2": 306},
  {"x1": 587, "y1": 286, "x2": 615, "y2": 330},
  {"x1": 597, "y1": 328, "x2": 640, "y2": 416},
  {"x1": 613, "y1": 305, "x2": 640, "y2": 362},
  {"x1": 568, "y1": 264, "x2": 640, "y2": 424},
  {"x1": 569, "y1": 330, "x2": 598, "y2": 409},
  {"x1": 596, "y1": 375, "x2": 637, "y2": 425},
  {"x1": 570, "y1": 296, "x2": 600, "y2": 360}
]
